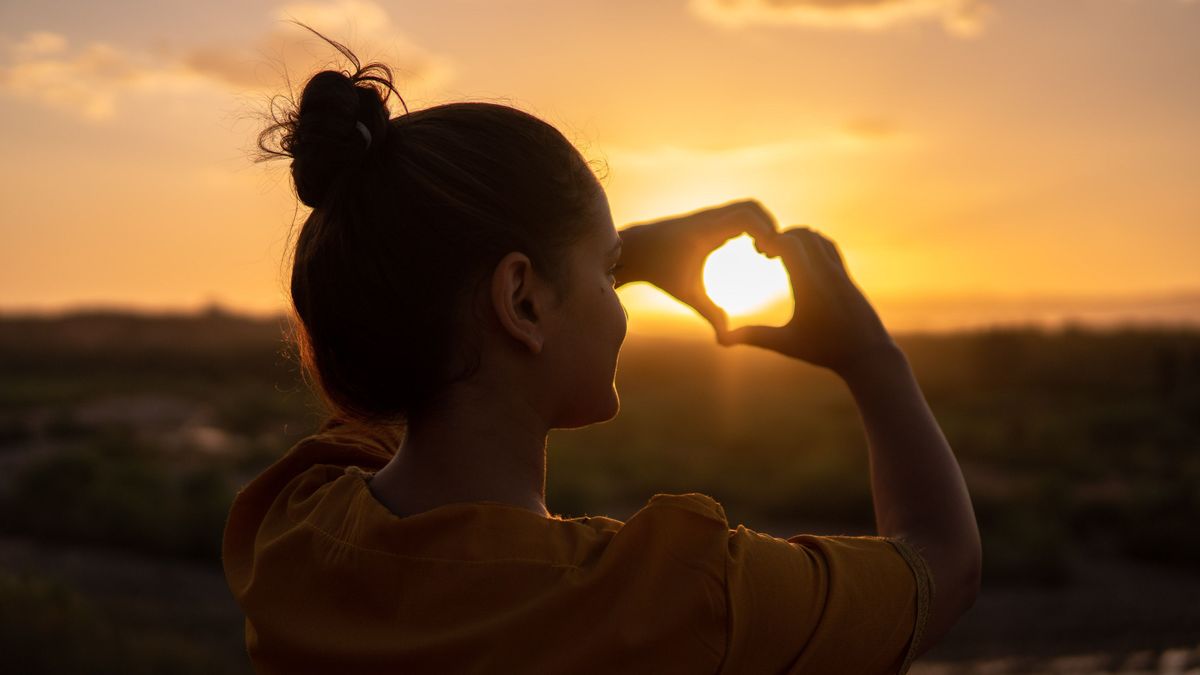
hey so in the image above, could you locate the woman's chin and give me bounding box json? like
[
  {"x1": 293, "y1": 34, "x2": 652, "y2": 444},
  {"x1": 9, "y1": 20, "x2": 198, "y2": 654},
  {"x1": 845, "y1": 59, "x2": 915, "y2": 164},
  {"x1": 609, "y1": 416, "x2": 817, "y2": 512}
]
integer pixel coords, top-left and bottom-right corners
[
  {"x1": 599, "y1": 385, "x2": 620, "y2": 421},
  {"x1": 588, "y1": 389, "x2": 622, "y2": 425},
  {"x1": 556, "y1": 387, "x2": 620, "y2": 429}
]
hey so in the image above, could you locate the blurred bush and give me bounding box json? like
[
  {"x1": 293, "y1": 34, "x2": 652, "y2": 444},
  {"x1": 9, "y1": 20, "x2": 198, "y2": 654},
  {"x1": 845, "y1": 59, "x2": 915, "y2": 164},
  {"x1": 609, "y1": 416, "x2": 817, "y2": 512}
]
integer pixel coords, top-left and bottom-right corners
[
  {"x1": 0, "y1": 429, "x2": 234, "y2": 562},
  {"x1": 0, "y1": 312, "x2": 1197, "y2": 590},
  {"x1": 0, "y1": 568, "x2": 235, "y2": 674}
]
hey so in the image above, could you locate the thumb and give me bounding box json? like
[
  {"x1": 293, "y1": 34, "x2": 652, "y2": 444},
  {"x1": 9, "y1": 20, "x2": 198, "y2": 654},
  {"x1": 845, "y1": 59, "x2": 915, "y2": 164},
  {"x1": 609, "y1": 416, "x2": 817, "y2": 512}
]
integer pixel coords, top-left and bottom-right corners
[
  {"x1": 689, "y1": 295, "x2": 729, "y2": 339},
  {"x1": 720, "y1": 324, "x2": 783, "y2": 351}
]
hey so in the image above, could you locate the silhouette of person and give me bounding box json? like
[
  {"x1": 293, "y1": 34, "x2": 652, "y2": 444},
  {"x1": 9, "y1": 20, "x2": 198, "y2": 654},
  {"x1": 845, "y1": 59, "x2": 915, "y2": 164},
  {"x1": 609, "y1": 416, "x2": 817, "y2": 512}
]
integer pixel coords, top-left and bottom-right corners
[{"x1": 222, "y1": 24, "x2": 981, "y2": 674}]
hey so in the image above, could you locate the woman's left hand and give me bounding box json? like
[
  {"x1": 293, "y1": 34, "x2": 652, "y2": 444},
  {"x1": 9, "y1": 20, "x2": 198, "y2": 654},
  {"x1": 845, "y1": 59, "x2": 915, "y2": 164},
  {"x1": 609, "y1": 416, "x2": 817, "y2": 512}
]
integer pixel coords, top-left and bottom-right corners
[{"x1": 616, "y1": 199, "x2": 780, "y2": 341}]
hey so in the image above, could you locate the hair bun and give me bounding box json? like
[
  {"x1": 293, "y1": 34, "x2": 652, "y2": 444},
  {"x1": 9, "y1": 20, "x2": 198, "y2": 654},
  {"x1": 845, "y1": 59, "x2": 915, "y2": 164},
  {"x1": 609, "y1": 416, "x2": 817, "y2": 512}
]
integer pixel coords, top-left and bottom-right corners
[
  {"x1": 255, "y1": 25, "x2": 405, "y2": 209},
  {"x1": 285, "y1": 70, "x2": 391, "y2": 208}
]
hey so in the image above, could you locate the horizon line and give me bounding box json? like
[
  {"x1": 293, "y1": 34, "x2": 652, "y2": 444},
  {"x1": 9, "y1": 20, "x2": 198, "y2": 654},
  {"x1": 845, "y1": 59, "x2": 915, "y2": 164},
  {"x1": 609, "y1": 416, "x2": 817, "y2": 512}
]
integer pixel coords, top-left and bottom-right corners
[{"x1": 3, "y1": 289, "x2": 1200, "y2": 336}]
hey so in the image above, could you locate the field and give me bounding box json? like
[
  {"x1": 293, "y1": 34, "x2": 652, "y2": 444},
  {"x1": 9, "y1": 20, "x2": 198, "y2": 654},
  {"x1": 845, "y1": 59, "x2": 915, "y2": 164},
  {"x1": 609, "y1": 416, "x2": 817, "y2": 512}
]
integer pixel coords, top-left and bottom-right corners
[{"x1": 1, "y1": 309, "x2": 1198, "y2": 673}]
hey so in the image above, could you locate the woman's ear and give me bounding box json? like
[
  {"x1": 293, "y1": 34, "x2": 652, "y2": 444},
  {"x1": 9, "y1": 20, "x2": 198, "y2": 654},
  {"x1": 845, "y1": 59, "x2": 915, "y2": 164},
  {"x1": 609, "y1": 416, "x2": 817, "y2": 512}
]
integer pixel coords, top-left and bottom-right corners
[{"x1": 491, "y1": 251, "x2": 546, "y2": 355}]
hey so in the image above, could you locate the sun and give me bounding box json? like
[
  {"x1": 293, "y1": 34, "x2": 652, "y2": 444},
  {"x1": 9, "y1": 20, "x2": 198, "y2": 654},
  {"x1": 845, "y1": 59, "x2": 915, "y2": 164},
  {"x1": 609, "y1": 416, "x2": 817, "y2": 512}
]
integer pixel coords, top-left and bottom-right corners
[{"x1": 702, "y1": 234, "x2": 791, "y2": 316}]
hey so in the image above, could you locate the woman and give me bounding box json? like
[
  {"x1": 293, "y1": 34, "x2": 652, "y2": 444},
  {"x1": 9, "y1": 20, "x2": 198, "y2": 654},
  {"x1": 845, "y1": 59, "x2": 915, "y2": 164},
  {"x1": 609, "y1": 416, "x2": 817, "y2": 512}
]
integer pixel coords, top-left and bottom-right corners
[{"x1": 222, "y1": 28, "x2": 982, "y2": 675}]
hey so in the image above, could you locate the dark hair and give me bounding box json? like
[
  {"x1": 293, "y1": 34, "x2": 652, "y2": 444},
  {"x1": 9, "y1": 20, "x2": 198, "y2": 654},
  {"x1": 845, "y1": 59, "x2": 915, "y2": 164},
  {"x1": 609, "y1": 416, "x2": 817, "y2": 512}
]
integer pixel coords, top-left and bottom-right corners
[{"x1": 257, "y1": 25, "x2": 604, "y2": 427}]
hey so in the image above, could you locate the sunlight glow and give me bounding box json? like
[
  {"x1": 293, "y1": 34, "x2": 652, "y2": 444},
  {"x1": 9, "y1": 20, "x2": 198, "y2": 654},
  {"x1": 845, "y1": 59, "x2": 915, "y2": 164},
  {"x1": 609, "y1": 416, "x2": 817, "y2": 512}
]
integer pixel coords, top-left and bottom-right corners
[{"x1": 702, "y1": 234, "x2": 791, "y2": 315}]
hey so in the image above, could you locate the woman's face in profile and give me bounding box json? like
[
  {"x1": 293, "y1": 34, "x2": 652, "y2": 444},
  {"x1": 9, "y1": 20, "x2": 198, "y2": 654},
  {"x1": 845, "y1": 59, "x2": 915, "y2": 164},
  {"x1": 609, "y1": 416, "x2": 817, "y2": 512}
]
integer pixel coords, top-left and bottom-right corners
[{"x1": 546, "y1": 185, "x2": 628, "y2": 428}]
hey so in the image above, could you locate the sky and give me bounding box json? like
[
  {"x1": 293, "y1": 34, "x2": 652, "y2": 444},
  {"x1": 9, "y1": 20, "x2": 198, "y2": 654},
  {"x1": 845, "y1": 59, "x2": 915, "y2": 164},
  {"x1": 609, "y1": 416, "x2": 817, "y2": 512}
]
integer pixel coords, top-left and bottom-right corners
[{"x1": 1, "y1": 0, "x2": 1198, "y2": 335}]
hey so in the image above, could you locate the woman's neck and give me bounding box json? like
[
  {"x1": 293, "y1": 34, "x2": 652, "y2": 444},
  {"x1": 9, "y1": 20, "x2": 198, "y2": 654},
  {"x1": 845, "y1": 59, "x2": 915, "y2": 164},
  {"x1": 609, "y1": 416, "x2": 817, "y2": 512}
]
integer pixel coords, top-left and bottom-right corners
[{"x1": 365, "y1": 390, "x2": 551, "y2": 519}]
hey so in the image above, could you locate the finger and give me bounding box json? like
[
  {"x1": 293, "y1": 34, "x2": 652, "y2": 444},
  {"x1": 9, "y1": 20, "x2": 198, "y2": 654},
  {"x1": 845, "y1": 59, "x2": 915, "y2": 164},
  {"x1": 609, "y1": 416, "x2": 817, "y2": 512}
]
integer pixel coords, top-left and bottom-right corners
[
  {"x1": 787, "y1": 228, "x2": 837, "y2": 272},
  {"x1": 809, "y1": 230, "x2": 847, "y2": 274},
  {"x1": 702, "y1": 199, "x2": 780, "y2": 243},
  {"x1": 700, "y1": 303, "x2": 724, "y2": 341},
  {"x1": 765, "y1": 230, "x2": 818, "y2": 302},
  {"x1": 733, "y1": 199, "x2": 780, "y2": 240},
  {"x1": 689, "y1": 295, "x2": 729, "y2": 340},
  {"x1": 720, "y1": 324, "x2": 786, "y2": 351},
  {"x1": 753, "y1": 227, "x2": 782, "y2": 256},
  {"x1": 779, "y1": 228, "x2": 842, "y2": 304},
  {"x1": 756, "y1": 223, "x2": 812, "y2": 257}
]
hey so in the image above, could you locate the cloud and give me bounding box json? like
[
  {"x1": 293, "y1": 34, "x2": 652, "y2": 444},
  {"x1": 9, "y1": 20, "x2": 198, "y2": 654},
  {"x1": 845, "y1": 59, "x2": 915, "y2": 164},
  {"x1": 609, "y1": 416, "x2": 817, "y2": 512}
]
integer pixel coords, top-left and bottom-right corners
[
  {"x1": 11, "y1": 31, "x2": 67, "y2": 57},
  {"x1": 183, "y1": 0, "x2": 454, "y2": 93},
  {"x1": 841, "y1": 116, "x2": 901, "y2": 141},
  {"x1": 0, "y1": 0, "x2": 453, "y2": 121},
  {"x1": 690, "y1": 0, "x2": 995, "y2": 37},
  {"x1": 0, "y1": 32, "x2": 213, "y2": 120}
]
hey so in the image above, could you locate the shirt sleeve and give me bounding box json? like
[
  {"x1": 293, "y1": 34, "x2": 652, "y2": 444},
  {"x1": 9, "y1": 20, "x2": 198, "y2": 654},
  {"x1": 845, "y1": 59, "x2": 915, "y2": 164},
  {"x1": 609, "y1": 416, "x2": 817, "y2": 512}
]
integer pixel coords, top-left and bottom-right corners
[{"x1": 722, "y1": 526, "x2": 935, "y2": 675}]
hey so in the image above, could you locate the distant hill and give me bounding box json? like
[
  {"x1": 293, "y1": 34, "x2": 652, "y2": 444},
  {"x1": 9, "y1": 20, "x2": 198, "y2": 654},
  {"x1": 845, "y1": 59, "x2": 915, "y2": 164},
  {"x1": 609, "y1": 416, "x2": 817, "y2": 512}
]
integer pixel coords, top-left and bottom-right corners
[{"x1": 4, "y1": 288, "x2": 1200, "y2": 336}]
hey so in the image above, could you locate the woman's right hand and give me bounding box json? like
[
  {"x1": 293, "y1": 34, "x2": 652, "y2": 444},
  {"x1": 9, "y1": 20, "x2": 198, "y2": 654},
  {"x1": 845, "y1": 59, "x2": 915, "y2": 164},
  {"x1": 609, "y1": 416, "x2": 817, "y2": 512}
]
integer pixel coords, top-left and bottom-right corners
[{"x1": 719, "y1": 226, "x2": 899, "y2": 376}]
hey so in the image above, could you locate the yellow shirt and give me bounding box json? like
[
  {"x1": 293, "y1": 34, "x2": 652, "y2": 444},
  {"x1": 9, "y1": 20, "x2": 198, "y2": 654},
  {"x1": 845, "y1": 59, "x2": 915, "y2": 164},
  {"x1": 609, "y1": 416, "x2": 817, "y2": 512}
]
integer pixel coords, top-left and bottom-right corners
[{"x1": 222, "y1": 417, "x2": 933, "y2": 674}]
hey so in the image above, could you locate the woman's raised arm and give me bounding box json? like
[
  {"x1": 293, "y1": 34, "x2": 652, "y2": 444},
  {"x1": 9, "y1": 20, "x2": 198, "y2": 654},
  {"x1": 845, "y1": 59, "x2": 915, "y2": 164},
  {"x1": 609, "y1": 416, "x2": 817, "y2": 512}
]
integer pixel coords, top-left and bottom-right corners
[{"x1": 723, "y1": 226, "x2": 983, "y2": 658}]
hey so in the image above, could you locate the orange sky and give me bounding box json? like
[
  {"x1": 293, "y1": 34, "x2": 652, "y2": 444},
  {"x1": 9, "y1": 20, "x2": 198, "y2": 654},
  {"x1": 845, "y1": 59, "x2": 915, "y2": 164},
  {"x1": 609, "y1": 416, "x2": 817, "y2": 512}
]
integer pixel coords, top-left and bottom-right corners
[{"x1": 1, "y1": 0, "x2": 1198, "y2": 334}]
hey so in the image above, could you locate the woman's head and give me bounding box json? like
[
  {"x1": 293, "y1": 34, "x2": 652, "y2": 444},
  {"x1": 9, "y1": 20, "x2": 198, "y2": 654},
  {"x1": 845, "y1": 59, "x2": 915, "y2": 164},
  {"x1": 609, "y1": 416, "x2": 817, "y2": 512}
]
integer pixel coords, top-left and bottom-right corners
[{"x1": 260, "y1": 28, "x2": 626, "y2": 429}]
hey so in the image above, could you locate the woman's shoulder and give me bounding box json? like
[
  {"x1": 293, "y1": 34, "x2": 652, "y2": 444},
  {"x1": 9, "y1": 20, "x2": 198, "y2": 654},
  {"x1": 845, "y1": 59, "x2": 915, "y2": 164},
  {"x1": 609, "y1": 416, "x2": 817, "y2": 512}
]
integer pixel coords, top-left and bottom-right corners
[
  {"x1": 631, "y1": 491, "x2": 730, "y2": 527},
  {"x1": 305, "y1": 415, "x2": 405, "y2": 456}
]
